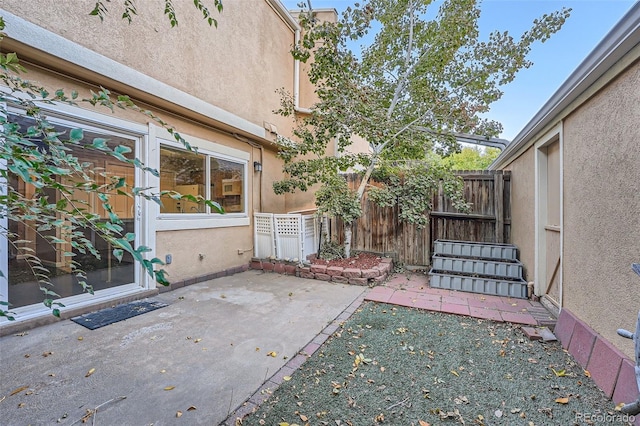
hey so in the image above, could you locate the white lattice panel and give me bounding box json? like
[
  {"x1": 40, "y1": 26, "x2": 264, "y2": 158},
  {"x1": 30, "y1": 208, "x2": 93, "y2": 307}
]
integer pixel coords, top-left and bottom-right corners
[
  {"x1": 302, "y1": 215, "x2": 318, "y2": 259},
  {"x1": 254, "y1": 213, "x2": 323, "y2": 261},
  {"x1": 254, "y1": 213, "x2": 275, "y2": 258},
  {"x1": 274, "y1": 214, "x2": 302, "y2": 259}
]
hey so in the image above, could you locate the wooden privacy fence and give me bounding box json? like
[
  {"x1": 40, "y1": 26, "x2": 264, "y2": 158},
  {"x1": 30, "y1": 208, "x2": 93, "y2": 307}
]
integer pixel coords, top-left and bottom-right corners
[{"x1": 331, "y1": 170, "x2": 511, "y2": 266}]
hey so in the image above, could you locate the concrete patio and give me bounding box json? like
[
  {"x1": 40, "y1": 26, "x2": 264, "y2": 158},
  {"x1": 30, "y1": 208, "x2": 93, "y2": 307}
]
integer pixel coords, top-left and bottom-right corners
[
  {"x1": 0, "y1": 271, "x2": 365, "y2": 426},
  {"x1": 0, "y1": 270, "x2": 561, "y2": 426}
]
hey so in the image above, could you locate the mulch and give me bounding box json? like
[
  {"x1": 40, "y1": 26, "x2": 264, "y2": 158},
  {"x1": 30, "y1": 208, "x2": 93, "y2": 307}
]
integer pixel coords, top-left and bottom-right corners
[{"x1": 241, "y1": 301, "x2": 626, "y2": 426}]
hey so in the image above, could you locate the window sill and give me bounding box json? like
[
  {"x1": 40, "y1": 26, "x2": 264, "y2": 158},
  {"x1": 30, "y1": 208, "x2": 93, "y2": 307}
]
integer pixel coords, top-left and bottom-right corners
[{"x1": 155, "y1": 214, "x2": 249, "y2": 231}]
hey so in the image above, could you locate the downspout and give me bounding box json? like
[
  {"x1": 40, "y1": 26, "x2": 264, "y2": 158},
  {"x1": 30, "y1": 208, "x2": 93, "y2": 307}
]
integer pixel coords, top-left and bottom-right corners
[{"x1": 294, "y1": 28, "x2": 312, "y2": 114}]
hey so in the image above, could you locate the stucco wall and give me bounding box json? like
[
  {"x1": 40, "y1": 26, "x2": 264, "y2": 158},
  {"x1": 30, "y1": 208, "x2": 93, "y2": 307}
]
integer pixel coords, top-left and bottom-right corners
[
  {"x1": 502, "y1": 148, "x2": 536, "y2": 283},
  {"x1": 0, "y1": 0, "x2": 297, "y2": 137},
  {"x1": 561, "y1": 63, "x2": 640, "y2": 358}
]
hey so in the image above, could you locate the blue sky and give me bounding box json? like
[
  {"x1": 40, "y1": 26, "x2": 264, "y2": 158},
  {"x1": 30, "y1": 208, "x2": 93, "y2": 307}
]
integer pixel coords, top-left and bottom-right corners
[{"x1": 281, "y1": 0, "x2": 636, "y2": 141}]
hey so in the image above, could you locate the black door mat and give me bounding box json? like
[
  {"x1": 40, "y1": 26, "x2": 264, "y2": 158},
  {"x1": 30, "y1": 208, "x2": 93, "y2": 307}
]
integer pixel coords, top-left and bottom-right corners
[{"x1": 71, "y1": 300, "x2": 168, "y2": 330}]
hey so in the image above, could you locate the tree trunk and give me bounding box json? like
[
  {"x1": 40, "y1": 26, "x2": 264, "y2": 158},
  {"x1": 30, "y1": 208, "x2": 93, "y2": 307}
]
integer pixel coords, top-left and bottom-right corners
[{"x1": 344, "y1": 225, "x2": 352, "y2": 259}]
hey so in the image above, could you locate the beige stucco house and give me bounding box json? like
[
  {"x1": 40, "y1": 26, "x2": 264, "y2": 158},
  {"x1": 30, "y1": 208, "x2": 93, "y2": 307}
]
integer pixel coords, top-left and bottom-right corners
[
  {"x1": 0, "y1": 2, "x2": 338, "y2": 331},
  {"x1": 490, "y1": 2, "x2": 640, "y2": 404}
]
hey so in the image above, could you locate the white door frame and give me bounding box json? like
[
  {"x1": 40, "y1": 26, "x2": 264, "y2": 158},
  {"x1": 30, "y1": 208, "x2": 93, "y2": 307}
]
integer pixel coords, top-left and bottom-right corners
[
  {"x1": 534, "y1": 123, "x2": 564, "y2": 306},
  {"x1": 0, "y1": 103, "x2": 154, "y2": 323}
]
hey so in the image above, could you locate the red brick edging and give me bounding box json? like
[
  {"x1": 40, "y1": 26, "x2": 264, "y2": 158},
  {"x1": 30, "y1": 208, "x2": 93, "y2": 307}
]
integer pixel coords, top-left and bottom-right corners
[
  {"x1": 250, "y1": 257, "x2": 393, "y2": 286},
  {"x1": 555, "y1": 308, "x2": 639, "y2": 425}
]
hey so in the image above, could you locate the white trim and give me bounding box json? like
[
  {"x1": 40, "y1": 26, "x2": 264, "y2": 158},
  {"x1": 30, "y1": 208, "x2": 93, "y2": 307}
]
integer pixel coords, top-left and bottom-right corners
[
  {"x1": 0, "y1": 158, "x2": 7, "y2": 311},
  {"x1": 155, "y1": 216, "x2": 250, "y2": 232},
  {"x1": 534, "y1": 123, "x2": 563, "y2": 303},
  {"x1": 0, "y1": 9, "x2": 267, "y2": 141},
  {"x1": 0, "y1": 284, "x2": 146, "y2": 325},
  {"x1": 153, "y1": 127, "x2": 251, "y2": 231},
  {"x1": 558, "y1": 129, "x2": 564, "y2": 309},
  {"x1": 2, "y1": 105, "x2": 150, "y2": 318},
  {"x1": 154, "y1": 127, "x2": 249, "y2": 161}
]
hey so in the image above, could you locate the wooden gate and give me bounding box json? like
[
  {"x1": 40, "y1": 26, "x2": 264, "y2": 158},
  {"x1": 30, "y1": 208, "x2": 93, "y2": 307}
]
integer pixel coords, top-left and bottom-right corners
[{"x1": 332, "y1": 170, "x2": 511, "y2": 266}]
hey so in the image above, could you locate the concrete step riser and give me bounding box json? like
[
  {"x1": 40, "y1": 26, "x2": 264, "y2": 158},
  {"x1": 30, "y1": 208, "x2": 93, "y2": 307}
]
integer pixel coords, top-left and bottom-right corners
[
  {"x1": 432, "y1": 256, "x2": 524, "y2": 280},
  {"x1": 430, "y1": 272, "x2": 528, "y2": 299},
  {"x1": 434, "y1": 240, "x2": 518, "y2": 261}
]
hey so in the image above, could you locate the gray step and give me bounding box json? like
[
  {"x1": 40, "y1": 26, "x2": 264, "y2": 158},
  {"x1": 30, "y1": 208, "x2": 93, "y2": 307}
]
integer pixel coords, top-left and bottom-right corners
[
  {"x1": 433, "y1": 239, "x2": 518, "y2": 261},
  {"x1": 432, "y1": 255, "x2": 524, "y2": 280},
  {"x1": 429, "y1": 272, "x2": 528, "y2": 299}
]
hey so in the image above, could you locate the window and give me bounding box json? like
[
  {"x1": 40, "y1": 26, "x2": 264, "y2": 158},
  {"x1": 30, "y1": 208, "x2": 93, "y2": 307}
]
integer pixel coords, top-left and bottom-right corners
[{"x1": 159, "y1": 144, "x2": 246, "y2": 215}]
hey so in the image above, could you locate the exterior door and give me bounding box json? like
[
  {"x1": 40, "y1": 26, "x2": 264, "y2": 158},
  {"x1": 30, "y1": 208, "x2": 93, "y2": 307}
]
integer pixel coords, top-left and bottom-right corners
[
  {"x1": 2, "y1": 114, "x2": 139, "y2": 311},
  {"x1": 536, "y1": 134, "x2": 562, "y2": 308}
]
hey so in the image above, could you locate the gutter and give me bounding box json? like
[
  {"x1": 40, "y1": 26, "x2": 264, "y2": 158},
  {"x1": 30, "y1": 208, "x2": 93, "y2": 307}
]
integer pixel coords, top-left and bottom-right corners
[{"x1": 489, "y1": 2, "x2": 640, "y2": 170}]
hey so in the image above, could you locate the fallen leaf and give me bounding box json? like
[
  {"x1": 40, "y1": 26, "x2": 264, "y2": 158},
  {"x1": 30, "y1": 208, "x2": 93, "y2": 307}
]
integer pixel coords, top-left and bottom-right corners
[
  {"x1": 283, "y1": 376, "x2": 292, "y2": 381},
  {"x1": 85, "y1": 368, "x2": 95, "y2": 378},
  {"x1": 176, "y1": 411, "x2": 183, "y2": 418},
  {"x1": 18, "y1": 402, "x2": 25, "y2": 408},
  {"x1": 299, "y1": 414, "x2": 308, "y2": 421},
  {"x1": 194, "y1": 338, "x2": 202, "y2": 343},
  {"x1": 419, "y1": 421, "x2": 430, "y2": 426},
  {"x1": 42, "y1": 351, "x2": 53, "y2": 357},
  {"x1": 160, "y1": 369, "x2": 166, "y2": 373},
  {"x1": 164, "y1": 386, "x2": 175, "y2": 391},
  {"x1": 77, "y1": 336, "x2": 83, "y2": 341},
  {"x1": 555, "y1": 397, "x2": 569, "y2": 404},
  {"x1": 615, "y1": 402, "x2": 626, "y2": 411},
  {"x1": 450, "y1": 370, "x2": 459, "y2": 377},
  {"x1": 9, "y1": 386, "x2": 28, "y2": 396},
  {"x1": 551, "y1": 368, "x2": 566, "y2": 377},
  {"x1": 267, "y1": 351, "x2": 277, "y2": 357},
  {"x1": 187, "y1": 406, "x2": 197, "y2": 411},
  {"x1": 583, "y1": 370, "x2": 591, "y2": 378},
  {"x1": 255, "y1": 347, "x2": 260, "y2": 351}
]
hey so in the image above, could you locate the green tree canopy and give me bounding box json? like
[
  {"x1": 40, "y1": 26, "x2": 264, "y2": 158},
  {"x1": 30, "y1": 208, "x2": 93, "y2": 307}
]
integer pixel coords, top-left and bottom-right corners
[
  {"x1": 444, "y1": 146, "x2": 501, "y2": 170},
  {"x1": 275, "y1": 0, "x2": 570, "y2": 256}
]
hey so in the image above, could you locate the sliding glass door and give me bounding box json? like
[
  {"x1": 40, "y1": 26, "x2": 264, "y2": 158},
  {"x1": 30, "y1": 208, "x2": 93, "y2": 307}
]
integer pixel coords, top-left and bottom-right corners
[{"x1": 3, "y1": 113, "x2": 139, "y2": 310}]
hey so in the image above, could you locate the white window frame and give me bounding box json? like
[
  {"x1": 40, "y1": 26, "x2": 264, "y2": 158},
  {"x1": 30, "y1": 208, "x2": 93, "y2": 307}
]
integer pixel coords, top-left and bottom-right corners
[
  {"x1": 150, "y1": 126, "x2": 250, "y2": 231},
  {"x1": 1, "y1": 103, "x2": 153, "y2": 322}
]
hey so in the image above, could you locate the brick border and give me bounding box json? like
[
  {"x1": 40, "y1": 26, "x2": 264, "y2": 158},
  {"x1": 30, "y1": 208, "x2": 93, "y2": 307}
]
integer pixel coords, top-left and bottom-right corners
[
  {"x1": 249, "y1": 257, "x2": 393, "y2": 287},
  {"x1": 555, "y1": 307, "x2": 639, "y2": 424}
]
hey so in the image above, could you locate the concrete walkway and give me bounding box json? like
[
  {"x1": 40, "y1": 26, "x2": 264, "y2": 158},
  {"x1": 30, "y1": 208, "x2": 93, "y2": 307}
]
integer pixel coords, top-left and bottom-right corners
[
  {"x1": 366, "y1": 272, "x2": 556, "y2": 327},
  {"x1": 0, "y1": 271, "x2": 365, "y2": 426}
]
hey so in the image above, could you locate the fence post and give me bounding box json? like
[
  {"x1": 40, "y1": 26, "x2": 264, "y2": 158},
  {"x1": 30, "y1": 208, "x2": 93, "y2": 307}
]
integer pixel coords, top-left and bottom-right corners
[{"x1": 493, "y1": 171, "x2": 504, "y2": 243}]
